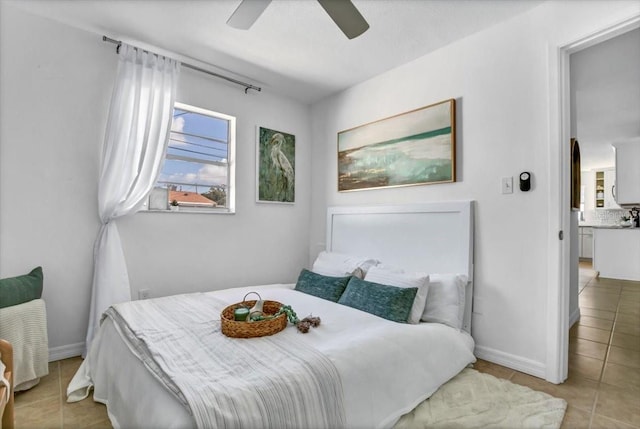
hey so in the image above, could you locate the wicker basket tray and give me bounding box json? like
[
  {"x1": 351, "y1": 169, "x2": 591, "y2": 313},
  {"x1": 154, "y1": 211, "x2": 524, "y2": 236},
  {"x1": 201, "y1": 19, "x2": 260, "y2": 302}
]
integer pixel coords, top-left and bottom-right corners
[{"x1": 221, "y1": 300, "x2": 287, "y2": 338}]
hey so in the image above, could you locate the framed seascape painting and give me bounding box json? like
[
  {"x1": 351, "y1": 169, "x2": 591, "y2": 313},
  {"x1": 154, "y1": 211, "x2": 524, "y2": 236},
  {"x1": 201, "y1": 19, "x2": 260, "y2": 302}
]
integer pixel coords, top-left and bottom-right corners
[
  {"x1": 338, "y1": 99, "x2": 456, "y2": 192},
  {"x1": 256, "y1": 126, "x2": 295, "y2": 204}
]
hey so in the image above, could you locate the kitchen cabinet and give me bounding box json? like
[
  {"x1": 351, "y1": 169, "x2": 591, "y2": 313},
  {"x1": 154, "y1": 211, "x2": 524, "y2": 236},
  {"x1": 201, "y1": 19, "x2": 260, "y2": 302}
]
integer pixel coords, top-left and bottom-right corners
[
  {"x1": 593, "y1": 228, "x2": 640, "y2": 281},
  {"x1": 579, "y1": 227, "x2": 593, "y2": 259},
  {"x1": 595, "y1": 171, "x2": 605, "y2": 208},
  {"x1": 595, "y1": 168, "x2": 619, "y2": 209},
  {"x1": 612, "y1": 142, "x2": 640, "y2": 207},
  {"x1": 604, "y1": 169, "x2": 620, "y2": 209}
]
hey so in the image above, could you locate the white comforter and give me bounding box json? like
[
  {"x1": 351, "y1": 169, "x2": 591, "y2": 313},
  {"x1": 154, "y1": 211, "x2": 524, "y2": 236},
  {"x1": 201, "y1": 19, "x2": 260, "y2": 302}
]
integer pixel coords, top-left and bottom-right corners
[{"x1": 68, "y1": 284, "x2": 476, "y2": 429}]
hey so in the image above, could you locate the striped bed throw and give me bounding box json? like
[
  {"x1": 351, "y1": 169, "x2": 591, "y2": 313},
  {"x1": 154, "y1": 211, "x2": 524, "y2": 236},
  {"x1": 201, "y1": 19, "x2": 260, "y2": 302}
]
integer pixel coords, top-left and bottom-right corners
[{"x1": 104, "y1": 293, "x2": 346, "y2": 429}]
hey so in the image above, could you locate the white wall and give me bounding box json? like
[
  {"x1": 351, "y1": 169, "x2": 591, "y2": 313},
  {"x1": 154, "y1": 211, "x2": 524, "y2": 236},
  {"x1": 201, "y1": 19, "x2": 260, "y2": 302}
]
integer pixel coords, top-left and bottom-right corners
[
  {"x1": 0, "y1": 4, "x2": 311, "y2": 358},
  {"x1": 309, "y1": 1, "x2": 640, "y2": 378},
  {"x1": 118, "y1": 65, "x2": 312, "y2": 300},
  {"x1": 581, "y1": 170, "x2": 596, "y2": 213}
]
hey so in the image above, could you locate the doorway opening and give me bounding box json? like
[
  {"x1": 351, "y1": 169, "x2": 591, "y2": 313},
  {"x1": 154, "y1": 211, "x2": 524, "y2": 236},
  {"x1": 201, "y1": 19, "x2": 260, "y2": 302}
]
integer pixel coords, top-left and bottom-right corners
[{"x1": 555, "y1": 17, "x2": 640, "y2": 384}]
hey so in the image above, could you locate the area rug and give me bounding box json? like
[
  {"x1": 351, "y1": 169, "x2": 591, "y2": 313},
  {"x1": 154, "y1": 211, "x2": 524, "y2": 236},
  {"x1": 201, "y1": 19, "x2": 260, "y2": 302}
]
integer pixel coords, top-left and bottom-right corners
[{"x1": 394, "y1": 368, "x2": 567, "y2": 429}]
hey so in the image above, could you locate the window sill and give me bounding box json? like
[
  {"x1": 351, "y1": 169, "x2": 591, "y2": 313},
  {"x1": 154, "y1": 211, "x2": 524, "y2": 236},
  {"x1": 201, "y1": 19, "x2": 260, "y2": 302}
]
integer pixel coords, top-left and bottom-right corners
[{"x1": 141, "y1": 208, "x2": 235, "y2": 215}]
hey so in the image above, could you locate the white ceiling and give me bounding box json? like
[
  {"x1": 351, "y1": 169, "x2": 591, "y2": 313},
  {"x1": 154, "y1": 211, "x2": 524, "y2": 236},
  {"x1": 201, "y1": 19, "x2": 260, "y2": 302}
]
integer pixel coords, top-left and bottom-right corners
[
  {"x1": 10, "y1": 0, "x2": 544, "y2": 104},
  {"x1": 571, "y1": 28, "x2": 640, "y2": 171}
]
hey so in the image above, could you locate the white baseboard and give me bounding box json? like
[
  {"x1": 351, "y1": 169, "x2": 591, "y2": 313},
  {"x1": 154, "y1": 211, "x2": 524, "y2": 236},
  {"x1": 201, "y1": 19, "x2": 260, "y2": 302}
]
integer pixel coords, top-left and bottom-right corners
[
  {"x1": 474, "y1": 345, "x2": 546, "y2": 379},
  {"x1": 49, "y1": 342, "x2": 84, "y2": 362},
  {"x1": 569, "y1": 307, "x2": 581, "y2": 328}
]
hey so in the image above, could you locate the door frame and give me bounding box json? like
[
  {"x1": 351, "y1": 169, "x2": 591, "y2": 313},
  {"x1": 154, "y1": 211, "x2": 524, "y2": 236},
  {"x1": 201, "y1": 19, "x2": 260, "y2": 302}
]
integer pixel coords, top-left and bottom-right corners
[{"x1": 546, "y1": 15, "x2": 640, "y2": 384}]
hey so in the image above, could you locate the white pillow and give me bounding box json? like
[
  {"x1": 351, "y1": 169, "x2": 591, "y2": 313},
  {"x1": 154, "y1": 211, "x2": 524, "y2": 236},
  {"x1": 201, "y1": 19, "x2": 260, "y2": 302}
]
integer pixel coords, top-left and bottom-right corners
[
  {"x1": 364, "y1": 266, "x2": 429, "y2": 324},
  {"x1": 312, "y1": 251, "x2": 379, "y2": 278},
  {"x1": 421, "y1": 273, "x2": 467, "y2": 330}
]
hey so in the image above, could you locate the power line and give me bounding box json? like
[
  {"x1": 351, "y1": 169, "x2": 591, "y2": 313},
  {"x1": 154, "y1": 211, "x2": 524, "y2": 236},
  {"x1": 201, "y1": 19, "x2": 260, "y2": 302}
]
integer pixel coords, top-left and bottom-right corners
[
  {"x1": 167, "y1": 145, "x2": 224, "y2": 160},
  {"x1": 171, "y1": 130, "x2": 228, "y2": 145},
  {"x1": 168, "y1": 137, "x2": 228, "y2": 155}
]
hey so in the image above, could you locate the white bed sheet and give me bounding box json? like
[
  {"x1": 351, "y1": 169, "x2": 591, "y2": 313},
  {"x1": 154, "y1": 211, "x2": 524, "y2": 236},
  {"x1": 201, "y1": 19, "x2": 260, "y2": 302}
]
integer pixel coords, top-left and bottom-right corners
[{"x1": 69, "y1": 284, "x2": 475, "y2": 429}]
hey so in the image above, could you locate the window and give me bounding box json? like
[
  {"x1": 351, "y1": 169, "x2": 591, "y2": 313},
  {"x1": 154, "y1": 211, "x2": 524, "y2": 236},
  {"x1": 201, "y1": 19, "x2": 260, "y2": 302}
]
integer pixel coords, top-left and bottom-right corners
[{"x1": 146, "y1": 102, "x2": 235, "y2": 213}]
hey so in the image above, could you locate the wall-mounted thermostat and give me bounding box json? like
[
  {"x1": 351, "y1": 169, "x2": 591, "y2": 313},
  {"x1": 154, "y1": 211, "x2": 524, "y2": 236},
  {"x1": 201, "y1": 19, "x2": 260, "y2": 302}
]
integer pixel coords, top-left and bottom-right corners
[{"x1": 519, "y1": 172, "x2": 531, "y2": 192}]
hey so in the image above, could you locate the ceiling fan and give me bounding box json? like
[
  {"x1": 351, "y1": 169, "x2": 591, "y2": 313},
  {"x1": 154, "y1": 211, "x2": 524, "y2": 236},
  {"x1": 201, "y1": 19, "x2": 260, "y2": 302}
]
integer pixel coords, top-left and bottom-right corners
[{"x1": 227, "y1": 0, "x2": 370, "y2": 40}]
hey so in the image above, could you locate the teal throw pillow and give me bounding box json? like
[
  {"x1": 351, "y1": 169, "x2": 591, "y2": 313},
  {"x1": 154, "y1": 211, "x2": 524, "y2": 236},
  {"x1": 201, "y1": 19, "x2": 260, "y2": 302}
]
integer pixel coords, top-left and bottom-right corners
[
  {"x1": 0, "y1": 266, "x2": 44, "y2": 309},
  {"x1": 338, "y1": 277, "x2": 417, "y2": 323},
  {"x1": 294, "y1": 269, "x2": 351, "y2": 302}
]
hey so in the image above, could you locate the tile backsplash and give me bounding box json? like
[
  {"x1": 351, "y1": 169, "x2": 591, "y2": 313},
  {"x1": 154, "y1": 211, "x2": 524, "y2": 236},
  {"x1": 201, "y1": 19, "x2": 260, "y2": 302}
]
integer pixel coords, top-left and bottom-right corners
[{"x1": 582, "y1": 209, "x2": 627, "y2": 225}]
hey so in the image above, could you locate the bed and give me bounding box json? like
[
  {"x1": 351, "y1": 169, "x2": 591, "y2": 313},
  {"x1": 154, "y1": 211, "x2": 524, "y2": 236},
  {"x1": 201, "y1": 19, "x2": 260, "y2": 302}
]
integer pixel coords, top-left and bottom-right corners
[{"x1": 68, "y1": 201, "x2": 476, "y2": 429}]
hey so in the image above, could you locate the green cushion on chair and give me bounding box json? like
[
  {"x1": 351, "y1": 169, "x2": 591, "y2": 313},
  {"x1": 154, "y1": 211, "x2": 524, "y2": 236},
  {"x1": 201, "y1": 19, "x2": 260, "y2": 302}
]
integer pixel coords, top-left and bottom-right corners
[{"x1": 0, "y1": 266, "x2": 43, "y2": 309}]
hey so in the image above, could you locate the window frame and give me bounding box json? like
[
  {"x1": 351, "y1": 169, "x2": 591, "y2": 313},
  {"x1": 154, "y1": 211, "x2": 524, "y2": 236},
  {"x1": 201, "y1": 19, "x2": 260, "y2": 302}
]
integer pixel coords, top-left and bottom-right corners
[{"x1": 145, "y1": 101, "x2": 236, "y2": 214}]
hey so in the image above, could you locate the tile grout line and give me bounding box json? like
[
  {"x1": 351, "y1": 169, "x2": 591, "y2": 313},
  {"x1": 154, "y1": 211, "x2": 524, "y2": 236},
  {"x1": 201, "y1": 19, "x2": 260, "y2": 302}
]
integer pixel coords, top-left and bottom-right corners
[
  {"x1": 584, "y1": 274, "x2": 600, "y2": 429},
  {"x1": 61, "y1": 361, "x2": 64, "y2": 428},
  {"x1": 599, "y1": 288, "x2": 620, "y2": 376},
  {"x1": 587, "y1": 391, "x2": 599, "y2": 429},
  {"x1": 582, "y1": 270, "x2": 606, "y2": 429},
  {"x1": 57, "y1": 361, "x2": 64, "y2": 429}
]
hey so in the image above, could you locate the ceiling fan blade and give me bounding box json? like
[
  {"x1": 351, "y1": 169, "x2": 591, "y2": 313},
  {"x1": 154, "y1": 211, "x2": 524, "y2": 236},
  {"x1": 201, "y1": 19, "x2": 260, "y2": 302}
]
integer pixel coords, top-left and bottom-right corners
[
  {"x1": 227, "y1": 0, "x2": 272, "y2": 30},
  {"x1": 317, "y1": 0, "x2": 369, "y2": 39}
]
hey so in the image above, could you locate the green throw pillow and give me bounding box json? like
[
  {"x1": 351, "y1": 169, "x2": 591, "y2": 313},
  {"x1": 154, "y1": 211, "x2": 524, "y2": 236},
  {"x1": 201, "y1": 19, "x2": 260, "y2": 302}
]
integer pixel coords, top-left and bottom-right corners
[
  {"x1": 338, "y1": 277, "x2": 417, "y2": 323},
  {"x1": 294, "y1": 269, "x2": 351, "y2": 302},
  {"x1": 0, "y1": 266, "x2": 43, "y2": 309}
]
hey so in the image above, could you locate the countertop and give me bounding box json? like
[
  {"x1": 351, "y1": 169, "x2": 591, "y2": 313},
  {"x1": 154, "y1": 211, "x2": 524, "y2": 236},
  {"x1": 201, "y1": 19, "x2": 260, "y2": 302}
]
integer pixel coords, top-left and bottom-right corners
[{"x1": 579, "y1": 223, "x2": 639, "y2": 230}]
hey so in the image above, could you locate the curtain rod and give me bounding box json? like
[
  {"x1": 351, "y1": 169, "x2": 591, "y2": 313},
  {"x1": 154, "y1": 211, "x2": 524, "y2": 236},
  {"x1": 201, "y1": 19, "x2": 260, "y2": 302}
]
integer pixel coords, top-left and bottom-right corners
[{"x1": 102, "y1": 36, "x2": 261, "y2": 94}]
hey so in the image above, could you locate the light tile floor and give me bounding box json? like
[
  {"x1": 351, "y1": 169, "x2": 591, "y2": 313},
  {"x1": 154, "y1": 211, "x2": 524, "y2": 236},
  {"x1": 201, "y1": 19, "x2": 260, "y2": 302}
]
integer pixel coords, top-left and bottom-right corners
[
  {"x1": 474, "y1": 261, "x2": 640, "y2": 429},
  {"x1": 14, "y1": 356, "x2": 110, "y2": 428},
  {"x1": 12, "y1": 261, "x2": 640, "y2": 428}
]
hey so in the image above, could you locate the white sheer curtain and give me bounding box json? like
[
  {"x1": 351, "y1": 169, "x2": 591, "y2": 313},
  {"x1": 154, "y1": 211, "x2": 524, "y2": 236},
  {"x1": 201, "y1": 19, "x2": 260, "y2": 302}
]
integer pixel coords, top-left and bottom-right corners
[{"x1": 85, "y1": 44, "x2": 181, "y2": 353}]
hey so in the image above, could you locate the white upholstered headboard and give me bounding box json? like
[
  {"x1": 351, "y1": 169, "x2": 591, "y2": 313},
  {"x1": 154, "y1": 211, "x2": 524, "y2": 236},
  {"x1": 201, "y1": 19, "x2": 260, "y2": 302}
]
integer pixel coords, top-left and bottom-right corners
[{"x1": 326, "y1": 201, "x2": 475, "y2": 333}]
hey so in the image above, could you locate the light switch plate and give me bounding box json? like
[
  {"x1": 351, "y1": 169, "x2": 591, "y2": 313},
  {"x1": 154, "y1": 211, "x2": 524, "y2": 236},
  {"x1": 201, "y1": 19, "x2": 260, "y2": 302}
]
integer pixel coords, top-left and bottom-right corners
[
  {"x1": 501, "y1": 176, "x2": 513, "y2": 194},
  {"x1": 473, "y1": 296, "x2": 484, "y2": 315}
]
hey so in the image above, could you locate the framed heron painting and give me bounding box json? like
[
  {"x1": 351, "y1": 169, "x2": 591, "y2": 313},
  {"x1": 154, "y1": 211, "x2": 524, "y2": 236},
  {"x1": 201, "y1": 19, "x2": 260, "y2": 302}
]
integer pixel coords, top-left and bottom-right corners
[
  {"x1": 338, "y1": 99, "x2": 456, "y2": 192},
  {"x1": 256, "y1": 126, "x2": 295, "y2": 203}
]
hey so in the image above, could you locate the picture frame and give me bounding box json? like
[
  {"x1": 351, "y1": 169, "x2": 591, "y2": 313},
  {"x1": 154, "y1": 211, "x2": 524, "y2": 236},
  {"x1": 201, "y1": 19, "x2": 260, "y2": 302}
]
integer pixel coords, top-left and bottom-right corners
[
  {"x1": 256, "y1": 126, "x2": 295, "y2": 204},
  {"x1": 338, "y1": 99, "x2": 456, "y2": 192}
]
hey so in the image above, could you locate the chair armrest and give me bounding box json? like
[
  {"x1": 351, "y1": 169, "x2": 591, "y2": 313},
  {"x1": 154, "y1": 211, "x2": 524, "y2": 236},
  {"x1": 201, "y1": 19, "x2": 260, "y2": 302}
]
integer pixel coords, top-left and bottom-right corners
[{"x1": 0, "y1": 339, "x2": 14, "y2": 429}]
